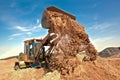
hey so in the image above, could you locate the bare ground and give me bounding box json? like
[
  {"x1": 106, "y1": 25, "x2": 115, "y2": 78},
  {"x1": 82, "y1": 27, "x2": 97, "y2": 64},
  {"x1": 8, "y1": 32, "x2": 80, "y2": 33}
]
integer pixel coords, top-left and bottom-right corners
[{"x1": 0, "y1": 57, "x2": 120, "y2": 80}]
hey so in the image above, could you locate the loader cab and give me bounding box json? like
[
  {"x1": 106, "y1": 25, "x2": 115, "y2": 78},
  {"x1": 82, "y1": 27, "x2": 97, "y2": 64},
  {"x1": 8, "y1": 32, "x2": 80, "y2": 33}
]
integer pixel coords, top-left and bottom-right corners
[{"x1": 24, "y1": 39, "x2": 42, "y2": 59}]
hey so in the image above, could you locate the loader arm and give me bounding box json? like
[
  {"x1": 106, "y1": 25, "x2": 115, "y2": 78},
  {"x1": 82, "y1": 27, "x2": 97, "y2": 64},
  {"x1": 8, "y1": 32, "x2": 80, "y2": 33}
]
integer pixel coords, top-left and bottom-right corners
[{"x1": 34, "y1": 32, "x2": 50, "y2": 58}]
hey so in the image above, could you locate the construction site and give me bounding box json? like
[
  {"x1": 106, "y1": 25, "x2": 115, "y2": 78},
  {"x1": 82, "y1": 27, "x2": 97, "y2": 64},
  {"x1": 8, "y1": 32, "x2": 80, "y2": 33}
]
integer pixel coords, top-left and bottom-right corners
[{"x1": 0, "y1": 6, "x2": 120, "y2": 80}]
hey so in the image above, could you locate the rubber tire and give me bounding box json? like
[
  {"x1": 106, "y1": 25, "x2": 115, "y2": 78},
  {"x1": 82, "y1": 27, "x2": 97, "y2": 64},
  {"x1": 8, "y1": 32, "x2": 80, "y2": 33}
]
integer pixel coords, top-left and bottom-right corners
[{"x1": 14, "y1": 64, "x2": 20, "y2": 70}]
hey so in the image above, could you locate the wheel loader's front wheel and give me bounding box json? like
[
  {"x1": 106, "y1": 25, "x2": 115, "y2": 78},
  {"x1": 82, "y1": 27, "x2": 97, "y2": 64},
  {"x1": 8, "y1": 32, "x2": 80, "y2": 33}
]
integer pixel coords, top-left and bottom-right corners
[{"x1": 14, "y1": 62, "x2": 20, "y2": 70}]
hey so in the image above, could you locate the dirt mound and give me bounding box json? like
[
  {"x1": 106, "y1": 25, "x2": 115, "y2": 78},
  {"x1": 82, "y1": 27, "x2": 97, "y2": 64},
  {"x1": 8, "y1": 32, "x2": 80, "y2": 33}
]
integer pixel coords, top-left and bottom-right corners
[
  {"x1": 99, "y1": 47, "x2": 120, "y2": 58},
  {"x1": 41, "y1": 70, "x2": 60, "y2": 80},
  {"x1": 111, "y1": 52, "x2": 120, "y2": 58},
  {"x1": 0, "y1": 57, "x2": 120, "y2": 80},
  {"x1": 50, "y1": 54, "x2": 81, "y2": 75},
  {"x1": 80, "y1": 57, "x2": 120, "y2": 80},
  {"x1": 0, "y1": 58, "x2": 45, "y2": 80},
  {"x1": 60, "y1": 56, "x2": 120, "y2": 80}
]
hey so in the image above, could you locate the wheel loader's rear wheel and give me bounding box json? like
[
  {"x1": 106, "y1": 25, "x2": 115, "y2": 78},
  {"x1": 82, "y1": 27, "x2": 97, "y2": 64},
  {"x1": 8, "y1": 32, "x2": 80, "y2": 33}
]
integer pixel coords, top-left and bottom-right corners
[{"x1": 14, "y1": 63, "x2": 20, "y2": 70}]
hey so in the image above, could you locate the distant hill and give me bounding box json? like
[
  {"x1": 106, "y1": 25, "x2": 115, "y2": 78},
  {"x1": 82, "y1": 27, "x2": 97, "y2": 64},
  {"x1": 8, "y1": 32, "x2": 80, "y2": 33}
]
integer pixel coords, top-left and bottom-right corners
[
  {"x1": 99, "y1": 47, "x2": 120, "y2": 58},
  {"x1": 0, "y1": 56, "x2": 18, "y2": 60}
]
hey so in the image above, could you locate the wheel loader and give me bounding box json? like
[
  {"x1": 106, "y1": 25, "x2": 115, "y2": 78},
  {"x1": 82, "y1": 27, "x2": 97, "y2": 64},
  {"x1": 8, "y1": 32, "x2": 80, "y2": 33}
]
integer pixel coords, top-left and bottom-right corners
[
  {"x1": 14, "y1": 32, "x2": 52, "y2": 70},
  {"x1": 14, "y1": 6, "x2": 76, "y2": 70},
  {"x1": 14, "y1": 29, "x2": 59, "y2": 70},
  {"x1": 14, "y1": 38, "x2": 43, "y2": 70}
]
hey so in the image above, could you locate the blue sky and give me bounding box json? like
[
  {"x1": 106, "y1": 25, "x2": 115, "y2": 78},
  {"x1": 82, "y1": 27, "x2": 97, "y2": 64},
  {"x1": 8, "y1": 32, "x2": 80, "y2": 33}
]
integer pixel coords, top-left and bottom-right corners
[{"x1": 0, "y1": 0, "x2": 120, "y2": 58}]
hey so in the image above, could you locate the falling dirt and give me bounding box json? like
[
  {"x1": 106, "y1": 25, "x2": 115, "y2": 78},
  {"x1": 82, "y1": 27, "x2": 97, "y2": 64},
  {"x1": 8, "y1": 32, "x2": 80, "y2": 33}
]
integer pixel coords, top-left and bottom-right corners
[
  {"x1": 42, "y1": 6, "x2": 98, "y2": 60},
  {"x1": 41, "y1": 6, "x2": 98, "y2": 76}
]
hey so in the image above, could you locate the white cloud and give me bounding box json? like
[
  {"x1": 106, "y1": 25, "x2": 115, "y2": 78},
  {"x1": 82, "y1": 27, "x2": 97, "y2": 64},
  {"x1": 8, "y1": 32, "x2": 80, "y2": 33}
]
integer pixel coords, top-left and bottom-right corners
[
  {"x1": 8, "y1": 37, "x2": 14, "y2": 40},
  {"x1": 37, "y1": 19, "x2": 40, "y2": 24},
  {"x1": 26, "y1": 32, "x2": 32, "y2": 35},
  {"x1": 89, "y1": 22, "x2": 113, "y2": 30},
  {"x1": 16, "y1": 26, "x2": 30, "y2": 31},
  {"x1": 32, "y1": 24, "x2": 42, "y2": 31},
  {"x1": 9, "y1": 23, "x2": 43, "y2": 40},
  {"x1": 90, "y1": 37, "x2": 120, "y2": 52},
  {"x1": 37, "y1": 23, "x2": 42, "y2": 28},
  {"x1": 10, "y1": 33, "x2": 23, "y2": 37},
  {"x1": 86, "y1": 21, "x2": 120, "y2": 52},
  {"x1": 8, "y1": 33, "x2": 23, "y2": 40},
  {"x1": 15, "y1": 23, "x2": 42, "y2": 32}
]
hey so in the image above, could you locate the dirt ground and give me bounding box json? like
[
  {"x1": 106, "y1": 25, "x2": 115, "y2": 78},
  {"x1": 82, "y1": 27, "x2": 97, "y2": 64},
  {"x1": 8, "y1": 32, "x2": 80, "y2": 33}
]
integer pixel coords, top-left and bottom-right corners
[{"x1": 0, "y1": 56, "x2": 120, "y2": 80}]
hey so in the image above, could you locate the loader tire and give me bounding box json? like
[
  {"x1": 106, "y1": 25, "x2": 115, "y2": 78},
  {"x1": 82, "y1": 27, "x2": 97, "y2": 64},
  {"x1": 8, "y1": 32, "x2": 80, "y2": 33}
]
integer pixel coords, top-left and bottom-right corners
[{"x1": 14, "y1": 62, "x2": 20, "y2": 70}]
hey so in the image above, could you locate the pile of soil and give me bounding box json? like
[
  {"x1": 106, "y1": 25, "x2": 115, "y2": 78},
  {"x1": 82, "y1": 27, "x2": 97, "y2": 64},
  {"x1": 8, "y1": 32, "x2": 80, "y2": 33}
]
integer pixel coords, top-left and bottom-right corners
[
  {"x1": 0, "y1": 57, "x2": 120, "y2": 80},
  {"x1": 0, "y1": 58, "x2": 45, "y2": 80},
  {"x1": 41, "y1": 70, "x2": 60, "y2": 80},
  {"x1": 50, "y1": 54, "x2": 81, "y2": 75}
]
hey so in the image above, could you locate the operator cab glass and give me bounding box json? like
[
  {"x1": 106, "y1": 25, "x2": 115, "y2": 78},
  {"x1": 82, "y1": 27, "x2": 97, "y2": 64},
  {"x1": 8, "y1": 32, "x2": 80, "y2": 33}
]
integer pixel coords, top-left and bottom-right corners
[{"x1": 24, "y1": 39, "x2": 41, "y2": 59}]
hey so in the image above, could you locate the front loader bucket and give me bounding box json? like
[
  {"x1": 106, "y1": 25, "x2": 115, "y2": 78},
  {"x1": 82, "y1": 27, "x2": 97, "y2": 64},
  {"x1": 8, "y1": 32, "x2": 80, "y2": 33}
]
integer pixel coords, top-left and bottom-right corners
[
  {"x1": 41, "y1": 6, "x2": 76, "y2": 29},
  {"x1": 46, "y1": 6, "x2": 76, "y2": 20}
]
